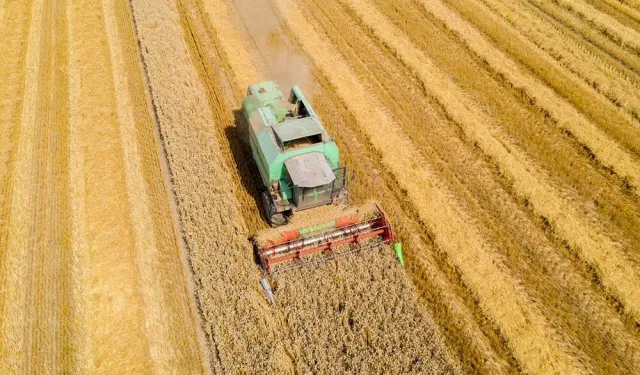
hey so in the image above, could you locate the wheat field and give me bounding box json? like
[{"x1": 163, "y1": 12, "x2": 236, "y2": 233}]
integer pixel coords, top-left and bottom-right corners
[{"x1": 1, "y1": 0, "x2": 639, "y2": 373}]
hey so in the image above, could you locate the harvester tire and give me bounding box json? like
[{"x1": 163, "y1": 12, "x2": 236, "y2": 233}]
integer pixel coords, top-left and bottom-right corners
[{"x1": 261, "y1": 190, "x2": 286, "y2": 227}]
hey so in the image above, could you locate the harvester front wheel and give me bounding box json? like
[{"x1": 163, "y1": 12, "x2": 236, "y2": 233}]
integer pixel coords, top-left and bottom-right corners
[{"x1": 261, "y1": 190, "x2": 286, "y2": 227}]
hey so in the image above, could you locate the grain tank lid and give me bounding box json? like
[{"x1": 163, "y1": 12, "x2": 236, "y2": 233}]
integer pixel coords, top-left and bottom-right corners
[
  {"x1": 273, "y1": 117, "x2": 324, "y2": 143},
  {"x1": 284, "y1": 152, "x2": 336, "y2": 188}
]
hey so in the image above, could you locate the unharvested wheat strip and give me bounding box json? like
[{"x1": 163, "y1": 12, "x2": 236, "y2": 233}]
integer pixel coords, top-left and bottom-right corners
[
  {"x1": 273, "y1": 0, "x2": 587, "y2": 373},
  {"x1": 485, "y1": 0, "x2": 640, "y2": 122},
  {"x1": 0, "y1": 0, "x2": 43, "y2": 371},
  {"x1": 558, "y1": 0, "x2": 640, "y2": 52},
  {"x1": 347, "y1": 0, "x2": 640, "y2": 323},
  {"x1": 100, "y1": 0, "x2": 203, "y2": 372},
  {"x1": 432, "y1": 0, "x2": 640, "y2": 189},
  {"x1": 67, "y1": 0, "x2": 155, "y2": 372}
]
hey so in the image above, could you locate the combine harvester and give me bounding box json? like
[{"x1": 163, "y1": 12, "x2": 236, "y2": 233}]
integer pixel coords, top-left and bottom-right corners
[{"x1": 242, "y1": 81, "x2": 403, "y2": 304}]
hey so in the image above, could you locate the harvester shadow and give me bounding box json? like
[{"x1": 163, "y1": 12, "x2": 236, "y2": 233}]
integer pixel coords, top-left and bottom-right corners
[{"x1": 224, "y1": 109, "x2": 270, "y2": 237}]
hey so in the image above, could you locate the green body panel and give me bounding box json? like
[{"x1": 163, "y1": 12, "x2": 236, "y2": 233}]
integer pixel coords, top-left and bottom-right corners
[{"x1": 243, "y1": 81, "x2": 340, "y2": 201}]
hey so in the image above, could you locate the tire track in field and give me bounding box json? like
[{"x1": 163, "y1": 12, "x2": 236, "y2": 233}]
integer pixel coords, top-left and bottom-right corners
[
  {"x1": 308, "y1": 0, "x2": 640, "y2": 371},
  {"x1": 271, "y1": 0, "x2": 590, "y2": 373},
  {"x1": 482, "y1": 0, "x2": 640, "y2": 124},
  {"x1": 346, "y1": 0, "x2": 640, "y2": 325},
  {"x1": 0, "y1": 2, "x2": 33, "y2": 370},
  {"x1": 0, "y1": 0, "x2": 73, "y2": 371}
]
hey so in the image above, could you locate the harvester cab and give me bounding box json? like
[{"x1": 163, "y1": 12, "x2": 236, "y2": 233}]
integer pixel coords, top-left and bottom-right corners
[{"x1": 242, "y1": 81, "x2": 402, "y2": 303}]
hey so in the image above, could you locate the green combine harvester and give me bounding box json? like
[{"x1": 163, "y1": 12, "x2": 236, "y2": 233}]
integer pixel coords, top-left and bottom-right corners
[
  {"x1": 243, "y1": 81, "x2": 400, "y2": 288},
  {"x1": 243, "y1": 81, "x2": 347, "y2": 226}
]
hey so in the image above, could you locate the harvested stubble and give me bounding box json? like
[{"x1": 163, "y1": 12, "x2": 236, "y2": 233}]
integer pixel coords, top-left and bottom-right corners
[
  {"x1": 586, "y1": 0, "x2": 640, "y2": 29},
  {"x1": 276, "y1": 248, "x2": 458, "y2": 375},
  {"x1": 414, "y1": 0, "x2": 640, "y2": 321},
  {"x1": 270, "y1": 0, "x2": 593, "y2": 373},
  {"x1": 555, "y1": 0, "x2": 640, "y2": 54},
  {"x1": 298, "y1": 5, "x2": 516, "y2": 373},
  {"x1": 348, "y1": 0, "x2": 640, "y2": 329},
  {"x1": 527, "y1": 0, "x2": 640, "y2": 77},
  {"x1": 479, "y1": 0, "x2": 640, "y2": 122},
  {"x1": 308, "y1": 0, "x2": 640, "y2": 371},
  {"x1": 379, "y1": 0, "x2": 640, "y2": 259},
  {"x1": 437, "y1": 0, "x2": 640, "y2": 184}
]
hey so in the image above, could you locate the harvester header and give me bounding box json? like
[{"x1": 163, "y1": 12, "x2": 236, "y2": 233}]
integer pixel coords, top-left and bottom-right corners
[{"x1": 255, "y1": 203, "x2": 395, "y2": 275}]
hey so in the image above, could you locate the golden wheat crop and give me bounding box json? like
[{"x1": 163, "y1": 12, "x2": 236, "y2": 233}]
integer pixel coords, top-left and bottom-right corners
[{"x1": 2, "y1": 0, "x2": 640, "y2": 372}]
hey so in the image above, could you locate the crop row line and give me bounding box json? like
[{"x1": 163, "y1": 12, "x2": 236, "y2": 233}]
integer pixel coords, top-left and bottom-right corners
[{"x1": 484, "y1": 0, "x2": 640, "y2": 123}]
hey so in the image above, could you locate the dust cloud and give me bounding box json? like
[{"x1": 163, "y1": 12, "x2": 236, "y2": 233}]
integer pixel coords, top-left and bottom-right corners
[{"x1": 233, "y1": 0, "x2": 316, "y2": 95}]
